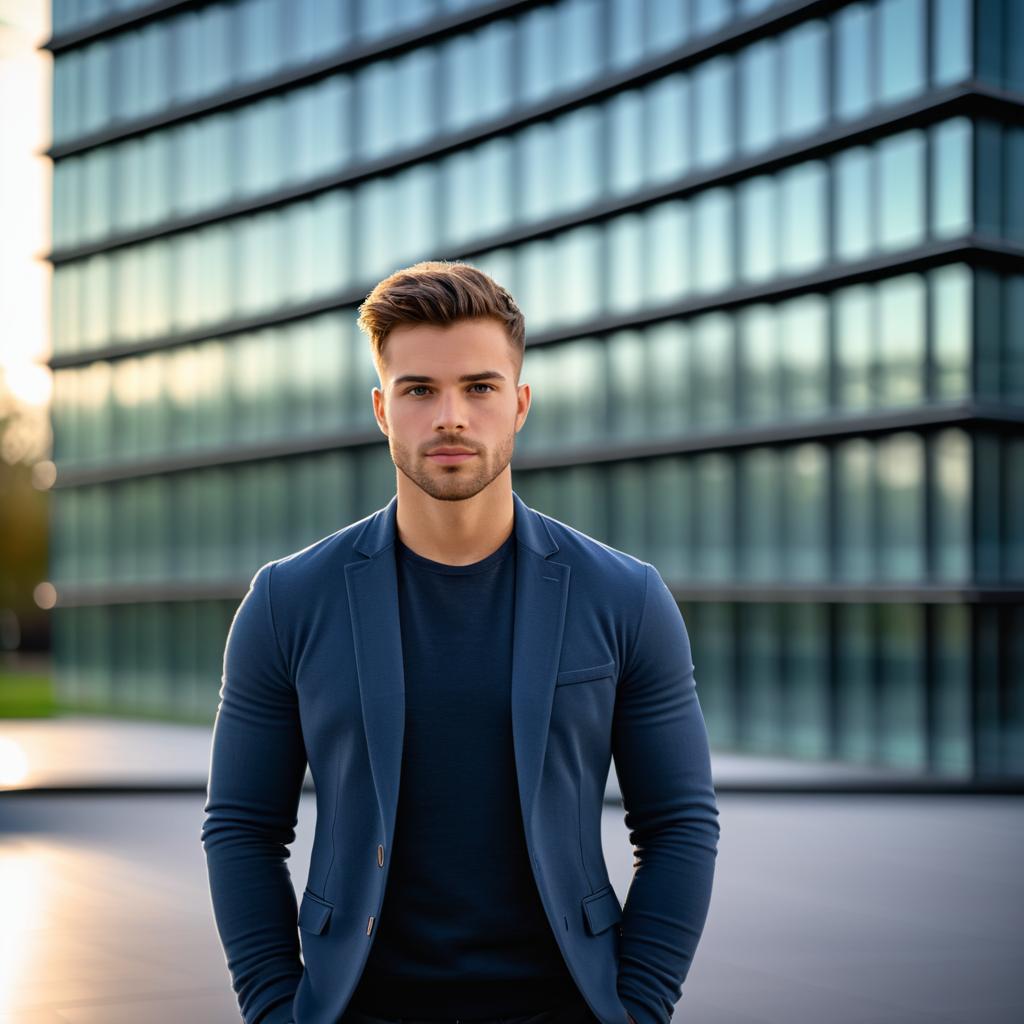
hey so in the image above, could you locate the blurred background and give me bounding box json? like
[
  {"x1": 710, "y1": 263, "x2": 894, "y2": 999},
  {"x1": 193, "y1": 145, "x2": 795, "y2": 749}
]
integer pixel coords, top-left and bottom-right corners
[
  {"x1": 7, "y1": 0, "x2": 1023, "y2": 778},
  {"x1": 1, "y1": 1, "x2": 1023, "y2": 1022}
]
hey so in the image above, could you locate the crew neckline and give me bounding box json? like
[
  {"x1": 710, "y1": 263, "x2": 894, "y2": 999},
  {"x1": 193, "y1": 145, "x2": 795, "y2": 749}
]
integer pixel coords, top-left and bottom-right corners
[{"x1": 395, "y1": 528, "x2": 516, "y2": 576}]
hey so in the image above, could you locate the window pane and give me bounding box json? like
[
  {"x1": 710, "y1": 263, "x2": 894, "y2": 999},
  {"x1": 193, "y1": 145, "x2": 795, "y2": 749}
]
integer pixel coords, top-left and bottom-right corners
[
  {"x1": 836, "y1": 440, "x2": 874, "y2": 582},
  {"x1": 691, "y1": 312, "x2": 733, "y2": 429},
  {"x1": 780, "y1": 20, "x2": 826, "y2": 138},
  {"x1": 694, "y1": 188, "x2": 733, "y2": 293},
  {"x1": 835, "y1": 2, "x2": 872, "y2": 121},
  {"x1": 739, "y1": 175, "x2": 777, "y2": 283},
  {"x1": 879, "y1": 0, "x2": 925, "y2": 104},
  {"x1": 647, "y1": 72, "x2": 690, "y2": 183},
  {"x1": 931, "y1": 428, "x2": 971, "y2": 581},
  {"x1": 878, "y1": 130, "x2": 925, "y2": 250},
  {"x1": 694, "y1": 56, "x2": 733, "y2": 168},
  {"x1": 780, "y1": 161, "x2": 826, "y2": 273},
  {"x1": 609, "y1": 90, "x2": 645, "y2": 195},
  {"x1": 877, "y1": 432, "x2": 925, "y2": 581},
  {"x1": 933, "y1": 0, "x2": 972, "y2": 85},
  {"x1": 780, "y1": 295, "x2": 828, "y2": 417},
  {"x1": 878, "y1": 604, "x2": 927, "y2": 769},
  {"x1": 737, "y1": 304, "x2": 781, "y2": 423},
  {"x1": 647, "y1": 322, "x2": 691, "y2": 437},
  {"x1": 694, "y1": 452, "x2": 734, "y2": 581},
  {"x1": 877, "y1": 274, "x2": 925, "y2": 406},
  {"x1": 782, "y1": 445, "x2": 828, "y2": 581},
  {"x1": 738, "y1": 447, "x2": 782, "y2": 580},
  {"x1": 645, "y1": 200, "x2": 692, "y2": 304},
  {"x1": 931, "y1": 118, "x2": 972, "y2": 238},
  {"x1": 930, "y1": 264, "x2": 971, "y2": 401},
  {"x1": 835, "y1": 146, "x2": 873, "y2": 260},
  {"x1": 739, "y1": 39, "x2": 777, "y2": 155},
  {"x1": 835, "y1": 284, "x2": 873, "y2": 411},
  {"x1": 607, "y1": 213, "x2": 644, "y2": 313}
]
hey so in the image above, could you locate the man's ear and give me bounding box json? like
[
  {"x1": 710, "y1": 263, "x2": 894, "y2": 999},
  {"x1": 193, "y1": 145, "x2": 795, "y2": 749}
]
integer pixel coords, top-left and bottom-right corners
[{"x1": 372, "y1": 386, "x2": 388, "y2": 437}]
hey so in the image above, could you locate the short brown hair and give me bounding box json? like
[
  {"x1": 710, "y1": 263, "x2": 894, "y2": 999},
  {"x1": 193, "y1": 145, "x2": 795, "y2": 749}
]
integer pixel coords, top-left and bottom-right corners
[{"x1": 356, "y1": 260, "x2": 526, "y2": 382}]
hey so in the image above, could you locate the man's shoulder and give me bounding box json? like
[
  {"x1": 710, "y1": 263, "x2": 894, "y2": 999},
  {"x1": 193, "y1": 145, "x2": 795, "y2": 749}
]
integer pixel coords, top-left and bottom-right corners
[
  {"x1": 255, "y1": 508, "x2": 377, "y2": 585},
  {"x1": 529, "y1": 505, "x2": 651, "y2": 593}
]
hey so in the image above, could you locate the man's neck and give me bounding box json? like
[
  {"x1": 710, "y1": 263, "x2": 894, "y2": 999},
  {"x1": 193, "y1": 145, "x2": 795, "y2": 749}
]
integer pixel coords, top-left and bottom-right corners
[{"x1": 394, "y1": 483, "x2": 515, "y2": 567}]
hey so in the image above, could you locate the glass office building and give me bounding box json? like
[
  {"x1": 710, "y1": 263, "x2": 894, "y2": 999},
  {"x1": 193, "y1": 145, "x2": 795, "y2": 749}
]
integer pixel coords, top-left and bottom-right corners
[{"x1": 47, "y1": 0, "x2": 1024, "y2": 778}]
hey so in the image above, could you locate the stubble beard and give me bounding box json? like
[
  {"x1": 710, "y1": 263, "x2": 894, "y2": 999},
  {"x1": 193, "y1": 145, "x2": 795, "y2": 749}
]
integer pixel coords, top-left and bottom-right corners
[{"x1": 390, "y1": 426, "x2": 517, "y2": 502}]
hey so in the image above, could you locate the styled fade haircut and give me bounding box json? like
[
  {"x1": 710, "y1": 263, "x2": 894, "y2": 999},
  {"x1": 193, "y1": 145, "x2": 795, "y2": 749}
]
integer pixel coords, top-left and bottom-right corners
[{"x1": 356, "y1": 260, "x2": 526, "y2": 383}]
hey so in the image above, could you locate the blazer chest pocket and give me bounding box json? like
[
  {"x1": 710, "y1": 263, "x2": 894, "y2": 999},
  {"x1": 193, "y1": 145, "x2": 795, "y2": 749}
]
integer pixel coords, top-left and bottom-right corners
[
  {"x1": 555, "y1": 659, "x2": 616, "y2": 688},
  {"x1": 298, "y1": 888, "x2": 333, "y2": 935}
]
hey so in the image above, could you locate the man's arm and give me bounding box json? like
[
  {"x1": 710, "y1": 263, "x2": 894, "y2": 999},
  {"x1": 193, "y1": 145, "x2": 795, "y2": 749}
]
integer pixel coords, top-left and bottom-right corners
[
  {"x1": 200, "y1": 562, "x2": 309, "y2": 1024},
  {"x1": 611, "y1": 563, "x2": 720, "y2": 1024}
]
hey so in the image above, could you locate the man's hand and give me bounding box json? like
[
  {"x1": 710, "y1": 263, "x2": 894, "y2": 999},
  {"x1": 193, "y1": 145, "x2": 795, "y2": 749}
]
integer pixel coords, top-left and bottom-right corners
[{"x1": 627, "y1": 1016, "x2": 637, "y2": 1024}]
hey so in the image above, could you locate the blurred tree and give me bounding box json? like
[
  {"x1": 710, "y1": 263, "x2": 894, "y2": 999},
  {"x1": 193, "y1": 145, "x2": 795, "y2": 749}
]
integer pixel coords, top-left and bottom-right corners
[{"x1": 0, "y1": 366, "x2": 50, "y2": 654}]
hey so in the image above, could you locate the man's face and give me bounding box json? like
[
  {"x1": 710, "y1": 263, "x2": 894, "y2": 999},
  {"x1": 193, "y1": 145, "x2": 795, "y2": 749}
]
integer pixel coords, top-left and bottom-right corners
[{"x1": 371, "y1": 317, "x2": 531, "y2": 503}]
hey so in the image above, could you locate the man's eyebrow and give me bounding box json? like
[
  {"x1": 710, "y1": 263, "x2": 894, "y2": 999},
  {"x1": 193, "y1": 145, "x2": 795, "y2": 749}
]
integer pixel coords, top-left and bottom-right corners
[{"x1": 392, "y1": 371, "x2": 507, "y2": 386}]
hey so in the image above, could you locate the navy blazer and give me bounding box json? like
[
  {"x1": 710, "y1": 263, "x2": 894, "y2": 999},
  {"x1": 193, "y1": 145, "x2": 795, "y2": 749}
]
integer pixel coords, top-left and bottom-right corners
[{"x1": 201, "y1": 491, "x2": 719, "y2": 1024}]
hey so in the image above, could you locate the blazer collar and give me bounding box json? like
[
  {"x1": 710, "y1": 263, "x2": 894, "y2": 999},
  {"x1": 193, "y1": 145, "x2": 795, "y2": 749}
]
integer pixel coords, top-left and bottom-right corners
[{"x1": 352, "y1": 489, "x2": 559, "y2": 561}]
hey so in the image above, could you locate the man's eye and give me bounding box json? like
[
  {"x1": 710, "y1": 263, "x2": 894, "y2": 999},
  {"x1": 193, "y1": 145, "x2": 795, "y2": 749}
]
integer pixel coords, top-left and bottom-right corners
[{"x1": 405, "y1": 384, "x2": 495, "y2": 396}]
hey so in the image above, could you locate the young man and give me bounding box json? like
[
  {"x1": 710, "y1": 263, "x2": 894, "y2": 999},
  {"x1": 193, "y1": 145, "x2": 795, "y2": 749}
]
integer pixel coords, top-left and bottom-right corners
[{"x1": 202, "y1": 261, "x2": 719, "y2": 1024}]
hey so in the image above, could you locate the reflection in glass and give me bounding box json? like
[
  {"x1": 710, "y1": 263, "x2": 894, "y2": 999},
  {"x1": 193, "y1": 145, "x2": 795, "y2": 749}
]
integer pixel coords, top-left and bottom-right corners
[
  {"x1": 836, "y1": 439, "x2": 874, "y2": 582},
  {"x1": 877, "y1": 274, "x2": 925, "y2": 407},
  {"x1": 783, "y1": 444, "x2": 828, "y2": 580},
  {"x1": 877, "y1": 431, "x2": 925, "y2": 581},
  {"x1": 779, "y1": 295, "x2": 828, "y2": 417},
  {"x1": 694, "y1": 452, "x2": 734, "y2": 581},
  {"x1": 835, "y1": 604, "x2": 873, "y2": 760},
  {"x1": 878, "y1": 603, "x2": 926, "y2": 769},
  {"x1": 932, "y1": 603, "x2": 971, "y2": 774},
  {"x1": 738, "y1": 304, "x2": 780, "y2": 423},
  {"x1": 932, "y1": 428, "x2": 971, "y2": 582},
  {"x1": 785, "y1": 603, "x2": 829, "y2": 756},
  {"x1": 835, "y1": 284, "x2": 873, "y2": 411},
  {"x1": 607, "y1": 329, "x2": 648, "y2": 440},
  {"x1": 648, "y1": 457, "x2": 693, "y2": 581},
  {"x1": 738, "y1": 447, "x2": 782, "y2": 580},
  {"x1": 692, "y1": 313, "x2": 733, "y2": 429},
  {"x1": 931, "y1": 264, "x2": 971, "y2": 401},
  {"x1": 647, "y1": 322, "x2": 691, "y2": 437}
]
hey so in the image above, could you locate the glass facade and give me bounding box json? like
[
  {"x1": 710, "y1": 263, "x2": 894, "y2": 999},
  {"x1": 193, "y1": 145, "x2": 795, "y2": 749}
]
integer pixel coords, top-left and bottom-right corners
[{"x1": 47, "y1": 0, "x2": 1024, "y2": 778}]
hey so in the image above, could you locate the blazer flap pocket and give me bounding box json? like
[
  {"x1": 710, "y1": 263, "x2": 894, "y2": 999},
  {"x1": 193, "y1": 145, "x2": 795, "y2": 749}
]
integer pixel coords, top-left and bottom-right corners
[
  {"x1": 581, "y1": 884, "x2": 623, "y2": 935},
  {"x1": 298, "y1": 890, "x2": 333, "y2": 935},
  {"x1": 556, "y1": 659, "x2": 616, "y2": 687}
]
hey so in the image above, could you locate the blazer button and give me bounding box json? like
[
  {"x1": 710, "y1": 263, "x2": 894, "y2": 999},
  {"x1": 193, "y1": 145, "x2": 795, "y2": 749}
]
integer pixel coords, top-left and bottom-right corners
[
  {"x1": 366, "y1": 915, "x2": 375, "y2": 935},
  {"x1": 377, "y1": 844, "x2": 384, "y2": 867}
]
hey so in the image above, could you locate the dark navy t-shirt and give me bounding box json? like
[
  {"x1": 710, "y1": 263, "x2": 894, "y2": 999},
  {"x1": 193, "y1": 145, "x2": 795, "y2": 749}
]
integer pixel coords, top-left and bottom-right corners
[{"x1": 348, "y1": 524, "x2": 580, "y2": 1017}]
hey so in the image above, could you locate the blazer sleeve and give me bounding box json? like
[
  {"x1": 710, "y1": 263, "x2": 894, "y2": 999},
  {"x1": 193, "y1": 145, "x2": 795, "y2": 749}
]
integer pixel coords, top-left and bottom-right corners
[
  {"x1": 611, "y1": 562, "x2": 721, "y2": 1024},
  {"x1": 200, "y1": 562, "x2": 309, "y2": 1024}
]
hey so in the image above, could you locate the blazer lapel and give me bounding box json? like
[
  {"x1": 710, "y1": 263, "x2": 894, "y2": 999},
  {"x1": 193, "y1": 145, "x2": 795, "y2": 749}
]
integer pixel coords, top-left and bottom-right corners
[{"x1": 344, "y1": 491, "x2": 570, "y2": 846}]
